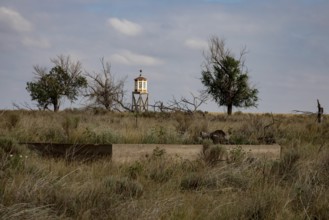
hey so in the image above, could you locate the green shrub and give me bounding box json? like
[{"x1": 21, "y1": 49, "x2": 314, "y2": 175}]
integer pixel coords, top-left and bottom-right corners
[
  {"x1": 0, "y1": 137, "x2": 24, "y2": 155},
  {"x1": 180, "y1": 159, "x2": 204, "y2": 173},
  {"x1": 151, "y1": 146, "x2": 166, "y2": 158},
  {"x1": 180, "y1": 173, "x2": 216, "y2": 190},
  {"x1": 3, "y1": 154, "x2": 26, "y2": 171},
  {"x1": 80, "y1": 128, "x2": 118, "y2": 144},
  {"x1": 239, "y1": 189, "x2": 283, "y2": 220},
  {"x1": 202, "y1": 144, "x2": 227, "y2": 166},
  {"x1": 222, "y1": 171, "x2": 249, "y2": 190},
  {"x1": 96, "y1": 131, "x2": 119, "y2": 144},
  {"x1": 0, "y1": 138, "x2": 29, "y2": 172},
  {"x1": 228, "y1": 133, "x2": 249, "y2": 145},
  {"x1": 271, "y1": 149, "x2": 300, "y2": 181},
  {"x1": 149, "y1": 165, "x2": 173, "y2": 183},
  {"x1": 126, "y1": 161, "x2": 143, "y2": 180},
  {"x1": 314, "y1": 149, "x2": 329, "y2": 187},
  {"x1": 92, "y1": 108, "x2": 108, "y2": 115},
  {"x1": 228, "y1": 146, "x2": 246, "y2": 164},
  {"x1": 148, "y1": 126, "x2": 168, "y2": 144},
  {"x1": 43, "y1": 127, "x2": 66, "y2": 142},
  {"x1": 143, "y1": 126, "x2": 183, "y2": 144},
  {"x1": 144, "y1": 148, "x2": 175, "y2": 183},
  {"x1": 5, "y1": 112, "x2": 20, "y2": 130},
  {"x1": 173, "y1": 112, "x2": 192, "y2": 134},
  {"x1": 61, "y1": 116, "x2": 80, "y2": 141},
  {"x1": 105, "y1": 177, "x2": 143, "y2": 198}
]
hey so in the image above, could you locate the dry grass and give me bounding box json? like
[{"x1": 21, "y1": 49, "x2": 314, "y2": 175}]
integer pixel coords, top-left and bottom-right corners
[{"x1": 0, "y1": 110, "x2": 329, "y2": 219}]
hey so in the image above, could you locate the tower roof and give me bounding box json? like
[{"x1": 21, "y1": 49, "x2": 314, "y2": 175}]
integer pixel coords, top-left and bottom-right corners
[{"x1": 134, "y1": 74, "x2": 147, "y2": 81}]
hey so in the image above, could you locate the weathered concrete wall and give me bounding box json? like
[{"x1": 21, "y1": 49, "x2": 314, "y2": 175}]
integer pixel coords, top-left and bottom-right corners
[
  {"x1": 112, "y1": 144, "x2": 281, "y2": 163},
  {"x1": 25, "y1": 143, "x2": 281, "y2": 162}
]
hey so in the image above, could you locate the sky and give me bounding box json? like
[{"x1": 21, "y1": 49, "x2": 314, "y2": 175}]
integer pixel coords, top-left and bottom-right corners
[{"x1": 0, "y1": 0, "x2": 328, "y2": 113}]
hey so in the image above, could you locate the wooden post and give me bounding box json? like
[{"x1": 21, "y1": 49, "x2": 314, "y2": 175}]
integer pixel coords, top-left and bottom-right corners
[{"x1": 317, "y1": 99, "x2": 324, "y2": 123}]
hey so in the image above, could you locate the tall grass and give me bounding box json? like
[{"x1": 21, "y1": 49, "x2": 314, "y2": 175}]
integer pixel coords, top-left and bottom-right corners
[{"x1": 0, "y1": 110, "x2": 328, "y2": 219}]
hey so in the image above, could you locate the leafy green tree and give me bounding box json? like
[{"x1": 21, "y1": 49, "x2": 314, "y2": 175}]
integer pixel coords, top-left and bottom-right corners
[
  {"x1": 26, "y1": 55, "x2": 87, "y2": 112},
  {"x1": 201, "y1": 36, "x2": 258, "y2": 115}
]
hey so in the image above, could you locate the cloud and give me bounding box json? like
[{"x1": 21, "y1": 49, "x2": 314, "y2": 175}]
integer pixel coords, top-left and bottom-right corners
[
  {"x1": 21, "y1": 36, "x2": 51, "y2": 49},
  {"x1": 0, "y1": 7, "x2": 33, "y2": 32},
  {"x1": 0, "y1": 7, "x2": 52, "y2": 49},
  {"x1": 107, "y1": 17, "x2": 142, "y2": 36},
  {"x1": 111, "y1": 50, "x2": 163, "y2": 66},
  {"x1": 184, "y1": 38, "x2": 208, "y2": 50}
]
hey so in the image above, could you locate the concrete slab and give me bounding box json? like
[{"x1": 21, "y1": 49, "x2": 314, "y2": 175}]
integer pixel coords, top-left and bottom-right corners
[
  {"x1": 24, "y1": 143, "x2": 281, "y2": 162},
  {"x1": 112, "y1": 144, "x2": 281, "y2": 163},
  {"x1": 112, "y1": 144, "x2": 202, "y2": 163}
]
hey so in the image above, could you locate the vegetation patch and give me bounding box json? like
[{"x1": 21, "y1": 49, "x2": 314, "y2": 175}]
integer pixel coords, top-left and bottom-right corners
[
  {"x1": 0, "y1": 111, "x2": 329, "y2": 219},
  {"x1": 105, "y1": 177, "x2": 143, "y2": 199},
  {"x1": 180, "y1": 172, "x2": 217, "y2": 190}
]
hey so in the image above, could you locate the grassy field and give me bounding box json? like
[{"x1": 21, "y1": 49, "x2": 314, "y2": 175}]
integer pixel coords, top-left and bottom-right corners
[{"x1": 1, "y1": 110, "x2": 329, "y2": 219}]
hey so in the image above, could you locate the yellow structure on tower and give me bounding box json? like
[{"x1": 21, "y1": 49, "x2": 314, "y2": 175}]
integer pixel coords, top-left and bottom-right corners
[
  {"x1": 132, "y1": 70, "x2": 148, "y2": 112},
  {"x1": 134, "y1": 73, "x2": 147, "y2": 94}
]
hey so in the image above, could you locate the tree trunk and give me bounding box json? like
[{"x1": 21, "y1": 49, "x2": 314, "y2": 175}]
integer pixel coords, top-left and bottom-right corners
[
  {"x1": 53, "y1": 99, "x2": 60, "y2": 112},
  {"x1": 227, "y1": 104, "x2": 233, "y2": 115},
  {"x1": 317, "y1": 99, "x2": 323, "y2": 123}
]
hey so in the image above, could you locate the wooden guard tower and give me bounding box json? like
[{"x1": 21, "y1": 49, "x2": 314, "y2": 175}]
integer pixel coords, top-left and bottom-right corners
[{"x1": 132, "y1": 70, "x2": 148, "y2": 112}]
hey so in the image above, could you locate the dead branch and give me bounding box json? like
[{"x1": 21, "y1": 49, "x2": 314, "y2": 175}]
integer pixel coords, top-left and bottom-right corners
[
  {"x1": 317, "y1": 99, "x2": 324, "y2": 123},
  {"x1": 168, "y1": 92, "x2": 208, "y2": 112},
  {"x1": 150, "y1": 101, "x2": 177, "y2": 112},
  {"x1": 293, "y1": 99, "x2": 324, "y2": 123},
  {"x1": 12, "y1": 102, "x2": 39, "y2": 111},
  {"x1": 51, "y1": 55, "x2": 83, "y2": 78},
  {"x1": 292, "y1": 110, "x2": 315, "y2": 115}
]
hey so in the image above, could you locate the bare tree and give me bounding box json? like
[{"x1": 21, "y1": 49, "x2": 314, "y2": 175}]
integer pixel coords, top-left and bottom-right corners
[{"x1": 85, "y1": 58, "x2": 131, "y2": 111}]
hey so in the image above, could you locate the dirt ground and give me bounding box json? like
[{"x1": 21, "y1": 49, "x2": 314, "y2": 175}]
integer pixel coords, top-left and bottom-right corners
[{"x1": 112, "y1": 144, "x2": 281, "y2": 163}]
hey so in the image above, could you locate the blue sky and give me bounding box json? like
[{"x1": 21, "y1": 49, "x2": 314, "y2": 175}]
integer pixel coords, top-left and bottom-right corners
[{"x1": 0, "y1": 0, "x2": 328, "y2": 113}]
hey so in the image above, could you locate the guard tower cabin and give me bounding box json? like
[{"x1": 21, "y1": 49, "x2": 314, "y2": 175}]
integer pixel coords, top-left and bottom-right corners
[
  {"x1": 132, "y1": 70, "x2": 148, "y2": 112},
  {"x1": 134, "y1": 74, "x2": 147, "y2": 94}
]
